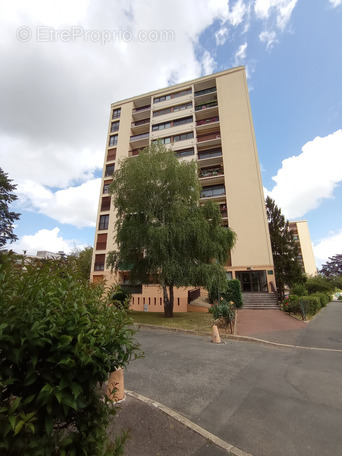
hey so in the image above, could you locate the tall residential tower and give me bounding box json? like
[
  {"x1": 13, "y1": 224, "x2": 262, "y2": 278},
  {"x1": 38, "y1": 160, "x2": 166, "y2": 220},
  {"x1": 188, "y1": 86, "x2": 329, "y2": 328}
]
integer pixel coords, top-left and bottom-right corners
[{"x1": 91, "y1": 67, "x2": 275, "y2": 311}]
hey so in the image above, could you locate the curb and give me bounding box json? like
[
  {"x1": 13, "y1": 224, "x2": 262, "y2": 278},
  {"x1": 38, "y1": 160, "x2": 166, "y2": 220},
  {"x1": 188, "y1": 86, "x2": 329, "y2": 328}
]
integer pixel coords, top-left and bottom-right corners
[
  {"x1": 136, "y1": 323, "x2": 342, "y2": 352},
  {"x1": 125, "y1": 390, "x2": 254, "y2": 456}
]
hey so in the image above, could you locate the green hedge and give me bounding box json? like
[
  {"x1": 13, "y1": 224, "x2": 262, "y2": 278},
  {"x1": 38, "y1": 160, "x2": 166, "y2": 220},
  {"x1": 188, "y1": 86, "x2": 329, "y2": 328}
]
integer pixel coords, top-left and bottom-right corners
[
  {"x1": 224, "y1": 279, "x2": 243, "y2": 309},
  {"x1": 309, "y1": 292, "x2": 330, "y2": 307},
  {"x1": 0, "y1": 254, "x2": 140, "y2": 456},
  {"x1": 282, "y1": 295, "x2": 321, "y2": 317}
]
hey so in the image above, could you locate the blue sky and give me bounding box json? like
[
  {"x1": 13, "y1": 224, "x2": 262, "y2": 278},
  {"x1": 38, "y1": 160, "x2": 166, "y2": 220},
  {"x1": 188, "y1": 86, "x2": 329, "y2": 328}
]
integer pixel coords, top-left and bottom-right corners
[{"x1": 0, "y1": 0, "x2": 341, "y2": 268}]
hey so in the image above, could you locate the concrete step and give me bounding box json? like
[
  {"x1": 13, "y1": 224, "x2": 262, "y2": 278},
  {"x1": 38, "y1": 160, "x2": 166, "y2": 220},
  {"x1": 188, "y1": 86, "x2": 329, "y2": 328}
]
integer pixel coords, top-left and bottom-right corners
[{"x1": 242, "y1": 292, "x2": 279, "y2": 310}]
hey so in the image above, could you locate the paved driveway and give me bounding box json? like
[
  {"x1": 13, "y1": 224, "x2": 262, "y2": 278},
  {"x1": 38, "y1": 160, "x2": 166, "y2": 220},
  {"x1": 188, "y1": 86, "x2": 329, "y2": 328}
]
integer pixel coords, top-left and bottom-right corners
[{"x1": 125, "y1": 302, "x2": 342, "y2": 456}]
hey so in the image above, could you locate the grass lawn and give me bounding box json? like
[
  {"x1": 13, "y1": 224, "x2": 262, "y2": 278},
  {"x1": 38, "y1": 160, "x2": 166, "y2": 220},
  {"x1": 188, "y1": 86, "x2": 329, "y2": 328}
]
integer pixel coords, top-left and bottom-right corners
[{"x1": 130, "y1": 311, "x2": 214, "y2": 333}]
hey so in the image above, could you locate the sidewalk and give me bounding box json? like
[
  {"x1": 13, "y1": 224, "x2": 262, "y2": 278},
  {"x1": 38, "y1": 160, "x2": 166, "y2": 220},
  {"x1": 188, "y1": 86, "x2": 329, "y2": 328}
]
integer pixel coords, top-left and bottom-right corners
[
  {"x1": 107, "y1": 392, "x2": 248, "y2": 456},
  {"x1": 236, "y1": 309, "x2": 307, "y2": 346}
]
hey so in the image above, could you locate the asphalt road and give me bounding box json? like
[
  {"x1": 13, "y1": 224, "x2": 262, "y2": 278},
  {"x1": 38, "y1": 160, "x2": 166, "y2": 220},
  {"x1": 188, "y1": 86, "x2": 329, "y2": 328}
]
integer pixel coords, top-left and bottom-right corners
[{"x1": 125, "y1": 302, "x2": 342, "y2": 456}]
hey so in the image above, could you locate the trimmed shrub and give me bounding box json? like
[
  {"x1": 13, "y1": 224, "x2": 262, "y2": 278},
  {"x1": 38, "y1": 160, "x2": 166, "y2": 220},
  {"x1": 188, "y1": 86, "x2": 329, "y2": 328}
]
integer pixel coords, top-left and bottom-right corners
[
  {"x1": 224, "y1": 279, "x2": 243, "y2": 309},
  {"x1": 310, "y1": 292, "x2": 330, "y2": 307},
  {"x1": 209, "y1": 299, "x2": 235, "y2": 327},
  {"x1": 282, "y1": 295, "x2": 321, "y2": 318},
  {"x1": 291, "y1": 283, "x2": 308, "y2": 296},
  {"x1": 0, "y1": 254, "x2": 140, "y2": 456}
]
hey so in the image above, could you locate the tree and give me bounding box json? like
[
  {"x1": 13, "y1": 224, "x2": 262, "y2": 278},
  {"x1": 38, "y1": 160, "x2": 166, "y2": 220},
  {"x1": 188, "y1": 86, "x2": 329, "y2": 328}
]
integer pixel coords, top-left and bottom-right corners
[
  {"x1": 68, "y1": 246, "x2": 93, "y2": 281},
  {"x1": 266, "y1": 196, "x2": 305, "y2": 301},
  {"x1": 320, "y1": 254, "x2": 342, "y2": 277},
  {"x1": 0, "y1": 168, "x2": 20, "y2": 247},
  {"x1": 0, "y1": 253, "x2": 140, "y2": 455},
  {"x1": 107, "y1": 143, "x2": 236, "y2": 318}
]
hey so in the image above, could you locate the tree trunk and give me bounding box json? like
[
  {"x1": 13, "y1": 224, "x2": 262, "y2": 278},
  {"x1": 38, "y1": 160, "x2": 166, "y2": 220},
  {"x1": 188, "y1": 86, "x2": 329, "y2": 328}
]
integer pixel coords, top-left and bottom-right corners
[{"x1": 163, "y1": 284, "x2": 174, "y2": 318}]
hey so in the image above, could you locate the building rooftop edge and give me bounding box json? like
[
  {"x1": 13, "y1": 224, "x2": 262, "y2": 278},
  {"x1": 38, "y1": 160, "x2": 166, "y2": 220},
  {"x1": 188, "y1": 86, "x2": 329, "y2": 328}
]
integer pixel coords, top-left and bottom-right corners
[{"x1": 110, "y1": 66, "x2": 245, "y2": 107}]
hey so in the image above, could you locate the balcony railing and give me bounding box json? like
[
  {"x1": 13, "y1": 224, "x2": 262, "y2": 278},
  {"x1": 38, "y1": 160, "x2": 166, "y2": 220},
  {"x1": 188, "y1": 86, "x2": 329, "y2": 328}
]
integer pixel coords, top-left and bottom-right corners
[
  {"x1": 131, "y1": 118, "x2": 150, "y2": 127},
  {"x1": 195, "y1": 100, "x2": 218, "y2": 111},
  {"x1": 196, "y1": 116, "x2": 219, "y2": 126},
  {"x1": 132, "y1": 105, "x2": 151, "y2": 113},
  {"x1": 197, "y1": 132, "x2": 221, "y2": 142},
  {"x1": 194, "y1": 87, "x2": 217, "y2": 97},
  {"x1": 198, "y1": 148, "x2": 222, "y2": 160},
  {"x1": 199, "y1": 166, "x2": 224, "y2": 178},
  {"x1": 200, "y1": 185, "x2": 226, "y2": 198},
  {"x1": 130, "y1": 132, "x2": 149, "y2": 142}
]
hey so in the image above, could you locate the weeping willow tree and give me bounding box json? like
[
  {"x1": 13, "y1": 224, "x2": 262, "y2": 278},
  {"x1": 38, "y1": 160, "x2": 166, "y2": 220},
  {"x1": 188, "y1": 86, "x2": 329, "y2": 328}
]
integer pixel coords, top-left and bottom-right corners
[{"x1": 107, "y1": 143, "x2": 236, "y2": 318}]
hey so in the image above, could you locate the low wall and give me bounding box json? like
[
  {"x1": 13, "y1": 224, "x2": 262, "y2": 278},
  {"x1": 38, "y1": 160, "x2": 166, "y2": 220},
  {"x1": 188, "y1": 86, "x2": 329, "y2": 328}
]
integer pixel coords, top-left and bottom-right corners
[{"x1": 130, "y1": 285, "x2": 188, "y2": 313}]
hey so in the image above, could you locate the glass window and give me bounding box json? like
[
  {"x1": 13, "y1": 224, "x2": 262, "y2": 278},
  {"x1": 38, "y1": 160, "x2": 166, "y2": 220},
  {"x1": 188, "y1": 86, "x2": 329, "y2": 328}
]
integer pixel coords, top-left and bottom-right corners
[
  {"x1": 153, "y1": 107, "x2": 172, "y2": 117},
  {"x1": 152, "y1": 121, "x2": 171, "y2": 131},
  {"x1": 111, "y1": 121, "x2": 119, "y2": 133},
  {"x1": 112, "y1": 108, "x2": 121, "y2": 119},
  {"x1": 103, "y1": 184, "x2": 109, "y2": 193},
  {"x1": 173, "y1": 132, "x2": 194, "y2": 142},
  {"x1": 176, "y1": 148, "x2": 194, "y2": 158},
  {"x1": 109, "y1": 135, "x2": 118, "y2": 147},
  {"x1": 99, "y1": 215, "x2": 109, "y2": 230},
  {"x1": 173, "y1": 116, "x2": 193, "y2": 127},
  {"x1": 105, "y1": 164, "x2": 115, "y2": 177}
]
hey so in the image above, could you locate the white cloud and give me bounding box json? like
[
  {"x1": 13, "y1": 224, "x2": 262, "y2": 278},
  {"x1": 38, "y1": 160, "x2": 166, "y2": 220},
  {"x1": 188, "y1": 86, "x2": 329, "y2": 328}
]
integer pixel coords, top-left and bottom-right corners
[
  {"x1": 10, "y1": 227, "x2": 84, "y2": 256},
  {"x1": 234, "y1": 42, "x2": 248, "y2": 66},
  {"x1": 259, "y1": 30, "x2": 278, "y2": 51},
  {"x1": 201, "y1": 50, "x2": 216, "y2": 75},
  {"x1": 0, "y1": 0, "x2": 236, "y2": 230},
  {"x1": 228, "y1": 0, "x2": 248, "y2": 26},
  {"x1": 313, "y1": 229, "x2": 342, "y2": 269},
  {"x1": 254, "y1": 0, "x2": 298, "y2": 30},
  {"x1": 329, "y1": 0, "x2": 342, "y2": 7},
  {"x1": 267, "y1": 130, "x2": 342, "y2": 219},
  {"x1": 17, "y1": 178, "x2": 102, "y2": 228},
  {"x1": 215, "y1": 26, "x2": 229, "y2": 45}
]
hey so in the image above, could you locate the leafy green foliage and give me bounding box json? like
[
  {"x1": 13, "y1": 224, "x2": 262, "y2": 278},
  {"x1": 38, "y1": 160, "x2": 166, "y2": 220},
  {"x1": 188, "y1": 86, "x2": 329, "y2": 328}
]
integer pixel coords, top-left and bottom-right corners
[
  {"x1": 320, "y1": 254, "x2": 342, "y2": 277},
  {"x1": 282, "y1": 295, "x2": 321, "y2": 318},
  {"x1": 109, "y1": 285, "x2": 130, "y2": 310},
  {"x1": 291, "y1": 283, "x2": 308, "y2": 296},
  {"x1": 0, "y1": 253, "x2": 140, "y2": 455},
  {"x1": 0, "y1": 167, "x2": 21, "y2": 247},
  {"x1": 225, "y1": 279, "x2": 243, "y2": 308},
  {"x1": 209, "y1": 299, "x2": 235, "y2": 327},
  {"x1": 309, "y1": 292, "x2": 330, "y2": 307},
  {"x1": 266, "y1": 196, "x2": 305, "y2": 301},
  {"x1": 107, "y1": 143, "x2": 236, "y2": 317},
  {"x1": 304, "y1": 274, "x2": 335, "y2": 294},
  {"x1": 68, "y1": 246, "x2": 93, "y2": 281}
]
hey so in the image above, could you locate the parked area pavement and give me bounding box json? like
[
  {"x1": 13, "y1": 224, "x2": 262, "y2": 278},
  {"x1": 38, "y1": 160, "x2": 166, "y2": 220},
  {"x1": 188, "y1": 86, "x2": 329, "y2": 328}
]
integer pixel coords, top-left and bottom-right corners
[{"x1": 110, "y1": 302, "x2": 342, "y2": 456}]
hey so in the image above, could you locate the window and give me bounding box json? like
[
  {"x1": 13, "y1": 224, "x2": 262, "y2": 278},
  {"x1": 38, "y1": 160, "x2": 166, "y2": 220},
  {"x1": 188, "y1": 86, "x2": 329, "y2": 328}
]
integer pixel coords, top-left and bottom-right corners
[
  {"x1": 105, "y1": 164, "x2": 115, "y2": 177},
  {"x1": 94, "y1": 254, "x2": 105, "y2": 271},
  {"x1": 101, "y1": 197, "x2": 111, "y2": 212},
  {"x1": 153, "y1": 88, "x2": 191, "y2": 104},
  {"x1": 103, "y1": 183, "x2": 109, "y2": 193},
  {"x1": 153, "y1": 136, "x2": 171, "y2": 145},
  {"x1": 109, "y1": 135, "x2": 118, "y2": 147},
  {"x1": 173, "y1": 88, "x2": 192, "y2": 98},
  {"x1": 176, "y1": 148, "x2": 194, "y2": 158},
  {"x1": 154, "y1": 94, "x2": 172, "y2": 103},
  {"x1": 153, "y1": 107, "x2": 172, "y2": 117},
  {"x1": 111, "y1": 121, "x2": 120, "y2": 133},
  {"x1": 99, "y1": 214, "x2": 109, "y2": 230},
  {"x1": 152, "y1": 121, "x2": 171, "y2": 131},
  {"x1": 96, "y1": 233, "x2": 107, "y2": 250},
  {"x1": 112, "y1": 108, "x2": 121, "y2": 119},
  {"x1": 173, "y1": 102, "x2": 192, "y2": 112},
  {"x1": 173, "y1": 132, "x2": 194, "y2": 142},
  {"x1": 200, "y1": 184, "x2": 225, "y2": 198},
  {"x1": 173, "y1": 116, "x2": 193, "y2": 127}
]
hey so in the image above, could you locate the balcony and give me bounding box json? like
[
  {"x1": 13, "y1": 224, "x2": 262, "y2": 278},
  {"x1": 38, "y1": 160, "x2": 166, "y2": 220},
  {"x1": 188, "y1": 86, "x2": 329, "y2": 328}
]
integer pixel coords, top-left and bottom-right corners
[
  {"x1": 131, "y1": 118, "x2": 150, "y2": 135},
  {"x1": 197, "y1": 131, "x2": 221, "y2": 149},
  {"x1": 199, "y1": 165, "x2": 224, "y2": 183},
  {"x1": 195, "y1": 86, "x2": 217, "y2": 97},
  {"x1": 132, "y1": 104, "x2": 151, "y2": 121},
  {"x1": 220, "y1": 203, "x2": 228, "y2": 220},
  {"x1": 130, "y1": 132, "x2": 149, "y2": 148},
  {"x1": 200, "y1": 184, "x2": 226, "y2": 202}
]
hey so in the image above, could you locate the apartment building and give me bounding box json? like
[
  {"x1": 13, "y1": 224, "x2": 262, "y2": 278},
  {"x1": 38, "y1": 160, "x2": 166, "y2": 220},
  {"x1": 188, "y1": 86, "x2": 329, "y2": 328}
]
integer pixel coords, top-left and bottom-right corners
[
  {"x1": 91, "y1": 66, "x2": 275, "y2": 311},
  {"x1": 289, "y1": 220, "x2": 317, "y2": 276}
]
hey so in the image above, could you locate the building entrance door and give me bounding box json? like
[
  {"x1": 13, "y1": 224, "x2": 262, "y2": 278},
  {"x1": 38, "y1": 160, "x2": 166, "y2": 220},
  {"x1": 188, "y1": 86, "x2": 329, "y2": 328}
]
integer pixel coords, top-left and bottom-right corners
[{"x1": 236, "y1": 271, "x2": 267, "y2": 292}]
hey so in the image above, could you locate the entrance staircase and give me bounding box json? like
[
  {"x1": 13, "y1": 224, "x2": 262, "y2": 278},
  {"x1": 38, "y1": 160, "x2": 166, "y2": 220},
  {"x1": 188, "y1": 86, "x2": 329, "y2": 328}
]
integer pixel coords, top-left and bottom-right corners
[{"x1": 242, "y1": 292, "x2": 279, "y2": 310}]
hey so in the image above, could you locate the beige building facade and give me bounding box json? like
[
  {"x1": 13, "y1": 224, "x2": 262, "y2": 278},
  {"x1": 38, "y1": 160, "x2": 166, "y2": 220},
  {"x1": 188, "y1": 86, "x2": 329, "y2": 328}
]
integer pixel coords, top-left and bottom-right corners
[
  {"x1": 91, "y1": 67, "x2": 275, "y2": 311},
  {"x1": 289, "y1": 220, "x2": 317, "y2": 276}
]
